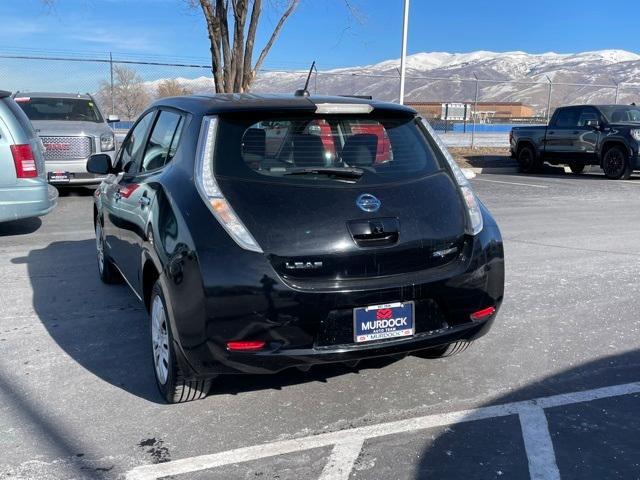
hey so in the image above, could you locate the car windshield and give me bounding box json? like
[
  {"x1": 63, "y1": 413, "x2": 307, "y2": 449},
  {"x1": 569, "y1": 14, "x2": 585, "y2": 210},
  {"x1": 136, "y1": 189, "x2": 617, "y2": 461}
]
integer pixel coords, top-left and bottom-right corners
[
  {"x1": 15, "y1": 96, "x2": 104, "y2": 123},
  {"x1": 215, "y1": 114, "x2": 442, "y2": 184},
  {"x1": 599, "y1": 105, "x2": 640, "y2": 123}
]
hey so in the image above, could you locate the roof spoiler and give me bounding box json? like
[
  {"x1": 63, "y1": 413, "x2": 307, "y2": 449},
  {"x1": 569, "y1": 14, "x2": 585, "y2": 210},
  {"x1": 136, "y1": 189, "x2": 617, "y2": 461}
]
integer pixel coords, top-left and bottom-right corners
[{"x1": 0, "y1": 90, "x2": 11, "y2": 98}]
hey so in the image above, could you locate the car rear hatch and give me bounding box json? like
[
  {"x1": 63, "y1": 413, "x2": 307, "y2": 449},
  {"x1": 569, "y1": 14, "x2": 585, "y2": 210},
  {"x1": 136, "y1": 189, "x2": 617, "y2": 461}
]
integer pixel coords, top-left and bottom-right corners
[
  {"x1": 211, "y1": 106, "x2": 470, "y2": 288},
  {"x1": 218, "y1": 174, "x2": 467, "y2": 286}
]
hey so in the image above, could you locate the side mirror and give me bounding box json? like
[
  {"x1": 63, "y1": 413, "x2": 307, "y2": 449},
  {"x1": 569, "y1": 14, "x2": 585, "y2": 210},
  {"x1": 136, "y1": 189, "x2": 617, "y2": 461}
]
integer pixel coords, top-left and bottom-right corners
[
  {"x1": 107, "y1": 115, "x2": 120, "y2": 123},
  {"x1": 87, "y1": 154, "x2": 113, "y2": 175},
  {"x1": 585, "y1": 119, "x2": 600, "y2": 129}
]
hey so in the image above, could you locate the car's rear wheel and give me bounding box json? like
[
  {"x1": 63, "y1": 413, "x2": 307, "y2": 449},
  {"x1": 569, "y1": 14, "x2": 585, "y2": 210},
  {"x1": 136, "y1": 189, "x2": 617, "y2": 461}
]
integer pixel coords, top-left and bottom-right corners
[
  {"x1": 412, "y1": 341, "x2": 471, "y2": 359},
  {"x1": 602, "y1": 146, "x2": 632, "y2": 180},
  {"x1": 517, "y1": 145, "x2": 541, "y2": 173},
  {"x1": 569, "y1": 161, "x2": 585, "y2": 174},
  {"x1": 95, "y1": 220, "x2": 120, "y2": 284},
  {"x1": 150, "y1": 281, "x2": 211, "y2": 403}
]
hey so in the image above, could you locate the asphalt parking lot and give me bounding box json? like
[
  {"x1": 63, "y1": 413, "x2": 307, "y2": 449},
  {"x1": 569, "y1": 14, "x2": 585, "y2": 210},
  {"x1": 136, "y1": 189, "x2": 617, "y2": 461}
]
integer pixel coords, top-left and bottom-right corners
[{"x1": 1, "y1": 171, "x2": 640, "y2": 480}]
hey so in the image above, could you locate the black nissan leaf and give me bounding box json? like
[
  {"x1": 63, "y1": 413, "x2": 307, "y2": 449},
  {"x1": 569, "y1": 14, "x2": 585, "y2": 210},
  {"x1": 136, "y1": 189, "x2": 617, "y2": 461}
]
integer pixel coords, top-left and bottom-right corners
[{"x1": 87, "y1": 94, "x2": 504, "y2": 403}]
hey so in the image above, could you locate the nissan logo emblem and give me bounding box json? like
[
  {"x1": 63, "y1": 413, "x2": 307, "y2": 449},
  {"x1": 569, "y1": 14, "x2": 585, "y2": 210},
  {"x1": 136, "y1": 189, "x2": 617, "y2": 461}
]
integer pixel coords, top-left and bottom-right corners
[{"x1": 356, "y1": 193, "x2": 381, "y2": 213}]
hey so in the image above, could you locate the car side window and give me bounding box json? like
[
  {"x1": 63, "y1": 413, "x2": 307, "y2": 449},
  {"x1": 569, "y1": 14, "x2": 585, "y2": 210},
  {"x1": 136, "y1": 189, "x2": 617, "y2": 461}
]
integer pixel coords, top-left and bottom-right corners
[
  {"x1": 577, "y1": 108, "x2": 599, "y2": 127},
  {"x1": 554, "y1": 108, "x2": 579, "y2": 128},
  {"x1": 115, "y1": 111, "x2": 155, "y2": 173},
  {"x1": 140, "y1": 111, "x2": 185, "y2": 172}
]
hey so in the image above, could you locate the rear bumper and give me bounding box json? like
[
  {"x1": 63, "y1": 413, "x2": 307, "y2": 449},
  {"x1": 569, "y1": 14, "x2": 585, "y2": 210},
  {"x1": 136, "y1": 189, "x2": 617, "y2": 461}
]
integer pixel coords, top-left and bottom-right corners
[
  {"x1": 0, "y1": 182, "x2": 58, "y2": 222},
  {"x1": 161, "y1": 208, "x2": 504, "y2": 378},
  {"x1": 194, "y1": 317, "x2": 495, "y2": 375}
]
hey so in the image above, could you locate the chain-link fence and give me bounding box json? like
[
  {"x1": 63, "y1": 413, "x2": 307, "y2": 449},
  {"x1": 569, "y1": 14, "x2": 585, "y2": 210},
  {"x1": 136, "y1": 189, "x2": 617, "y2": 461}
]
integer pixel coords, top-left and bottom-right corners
[{"x1": 2, "y1": 50, "x2": 640, "y2": 147}]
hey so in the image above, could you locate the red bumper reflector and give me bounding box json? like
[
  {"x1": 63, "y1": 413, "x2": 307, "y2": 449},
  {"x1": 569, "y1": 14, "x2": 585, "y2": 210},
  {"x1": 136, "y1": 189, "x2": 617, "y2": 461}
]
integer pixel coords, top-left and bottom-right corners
[
  {"x1": 226, "y1": 340, "x2": 266, "y2": 351},
  {"x1": 470, "y1": 306, "x2": 496, "y2": 322}
]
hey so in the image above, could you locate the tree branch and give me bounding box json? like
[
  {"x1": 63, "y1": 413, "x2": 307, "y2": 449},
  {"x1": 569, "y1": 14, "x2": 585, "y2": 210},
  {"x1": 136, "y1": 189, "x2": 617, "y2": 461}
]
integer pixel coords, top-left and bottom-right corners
[
  {"x1": 199, "y1": 0, "x2": 224, "y2": 92},
  {"x1": 216, "y1": 0, "x2": 232, "y2": 91},
  {"x1": 251, "y1": 0, "x2": 300, "y2": 81},
  {"x1": 242, "y1": 0, "x2": 261, "y2": 91},
  {"x1": 231, "y1": 0, "x2": 248, "y2": 91}
]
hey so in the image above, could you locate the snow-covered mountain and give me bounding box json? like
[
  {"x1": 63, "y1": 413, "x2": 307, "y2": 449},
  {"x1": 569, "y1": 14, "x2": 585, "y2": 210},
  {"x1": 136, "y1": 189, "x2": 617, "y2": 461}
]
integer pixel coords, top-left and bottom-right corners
[{"x1": 154, "y1": 50, "x2": 640, "y2": 113}]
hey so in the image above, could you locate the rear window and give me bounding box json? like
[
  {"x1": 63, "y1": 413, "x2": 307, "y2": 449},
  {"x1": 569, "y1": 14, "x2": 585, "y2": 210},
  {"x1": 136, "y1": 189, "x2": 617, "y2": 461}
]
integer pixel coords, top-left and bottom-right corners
[
  {"x1": 15, "y1": 97, "x2": 104, "y2": 123},
  {"x1": 215, "y1": 115, "x2": 442, "y2": 185}
]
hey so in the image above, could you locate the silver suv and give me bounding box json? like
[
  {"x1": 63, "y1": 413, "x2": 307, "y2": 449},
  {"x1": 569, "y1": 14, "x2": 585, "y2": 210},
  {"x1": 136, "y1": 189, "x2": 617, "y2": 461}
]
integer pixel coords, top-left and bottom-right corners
[
  {"x1": 0, "y1": 90, "x2": 57, "y2": 222},
  {"x1": 13, "y1": 92, "x2": 119, "y2": 185}
]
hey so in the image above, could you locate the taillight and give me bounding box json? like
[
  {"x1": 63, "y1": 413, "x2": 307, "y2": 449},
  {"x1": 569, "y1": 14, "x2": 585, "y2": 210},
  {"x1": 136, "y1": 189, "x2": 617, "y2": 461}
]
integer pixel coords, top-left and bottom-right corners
[
  {"x1": 11, "y1": 144, "x2": 37, "y2": 178},
  {"x1": 421, "y1": 119, "x2": 483, "y2": 235},
  {"x1": 194, "y1": 116, "x2": 263, "y2": 253},
  {"x1": 470, "y1": 306, "x2": 496, "y2": 322},
  {"x1": 226, "y1": 340, "x2": 266, "y2": 351}
]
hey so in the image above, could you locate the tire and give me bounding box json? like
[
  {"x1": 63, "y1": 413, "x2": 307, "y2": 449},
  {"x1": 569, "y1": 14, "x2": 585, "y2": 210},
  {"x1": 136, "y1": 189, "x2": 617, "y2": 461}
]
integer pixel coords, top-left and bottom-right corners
[
  {"x1": 150, "y1": 281, "x2": 211, "y2": 403},
  {"x1": 569, "y1": 161, "x2": 585, "y2": 174},
  {"x1": 602, "y1": 145, "x2": 632, "y2": 180},
  {"x1": 95, "y1": 220, "x2": 121, "y2": 284},
  {"x1": 517, "y1": 145, "x2": 541, "y2": 173},
  {"x1": 412, "y1": 341, "x2": 471, "y2": 359}
]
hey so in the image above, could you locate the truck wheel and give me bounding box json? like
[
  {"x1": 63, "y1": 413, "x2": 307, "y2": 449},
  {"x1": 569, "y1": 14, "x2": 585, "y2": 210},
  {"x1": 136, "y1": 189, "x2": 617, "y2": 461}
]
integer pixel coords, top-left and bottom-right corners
[
  {"x1": 602, "y1": 146, "x2": 632, "y2": 180},
  {"x1": 517, "y1": 146, "x2": 541, "y2": 173},
  {"x1": 569, "y1": 162, "x2": 585, "y2": 174},
  {"x1": 150, "y1": 281, "x2": 211, "y2": 403}
]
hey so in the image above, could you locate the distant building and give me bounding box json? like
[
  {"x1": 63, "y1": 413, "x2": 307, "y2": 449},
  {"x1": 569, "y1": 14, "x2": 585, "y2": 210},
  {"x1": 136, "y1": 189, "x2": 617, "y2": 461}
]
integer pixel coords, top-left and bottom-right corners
[{"x1": 406, "y1": 101, "x2": 535, "y2": 120}]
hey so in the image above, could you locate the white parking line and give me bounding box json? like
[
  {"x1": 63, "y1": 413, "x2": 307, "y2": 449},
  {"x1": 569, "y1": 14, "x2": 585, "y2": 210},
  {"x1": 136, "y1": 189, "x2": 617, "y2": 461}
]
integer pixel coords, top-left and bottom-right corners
[
  {"x1": 125, "y1": 381, "x2": 640, "y2": 480},
  {"x1": 319, "y1": 438, "x2": 365, "y2": 480},
  {"x1": 519, "y1": 405, "x2": 561, "y2": 480},
  {"x1": 473, "y1": 178, "x2": 549, "y2": 188}
]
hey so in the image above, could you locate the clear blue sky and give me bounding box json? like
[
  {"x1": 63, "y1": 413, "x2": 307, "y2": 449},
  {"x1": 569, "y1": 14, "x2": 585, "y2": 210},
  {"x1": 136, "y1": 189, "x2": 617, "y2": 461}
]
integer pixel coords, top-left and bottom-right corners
[{"x1": 2, "y1": 0, "x2": 640, "y2": 69}]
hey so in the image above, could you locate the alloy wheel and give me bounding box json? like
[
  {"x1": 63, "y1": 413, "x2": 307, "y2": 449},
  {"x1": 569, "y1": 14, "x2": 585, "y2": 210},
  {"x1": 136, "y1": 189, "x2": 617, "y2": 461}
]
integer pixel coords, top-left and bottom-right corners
[
  {"x1": 95, "y1": 222, "x2": 105, "y2": 275},
  {"x1": 151, "y1": 295, "x2": 170, "y2": 385},
  {"x1": 518, "y1": 148, "x2": 533, "y2": 171},
  {"x1": 605, "y1": 149, "x2": 624, "y2": 177}
]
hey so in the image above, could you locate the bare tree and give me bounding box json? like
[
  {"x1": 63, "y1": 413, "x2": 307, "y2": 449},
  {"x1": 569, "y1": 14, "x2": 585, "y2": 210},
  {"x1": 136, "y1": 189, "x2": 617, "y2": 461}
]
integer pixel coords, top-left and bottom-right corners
[
  {"x1": 191, "y1": 0, "x2": 300, "y2": 93},
  {"x1": 97, "y1": 65, "x2": 151, "y2": 121},
  {"x1": 155, "y1": 79, "x2": 194, "y2": 98}
]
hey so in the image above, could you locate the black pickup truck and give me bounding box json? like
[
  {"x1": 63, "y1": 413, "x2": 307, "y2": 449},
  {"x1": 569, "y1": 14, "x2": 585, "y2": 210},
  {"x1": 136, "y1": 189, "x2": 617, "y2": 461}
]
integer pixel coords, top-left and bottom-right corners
[{"x1": 510, "y1": 104, "x2": 640, "y2": 179}]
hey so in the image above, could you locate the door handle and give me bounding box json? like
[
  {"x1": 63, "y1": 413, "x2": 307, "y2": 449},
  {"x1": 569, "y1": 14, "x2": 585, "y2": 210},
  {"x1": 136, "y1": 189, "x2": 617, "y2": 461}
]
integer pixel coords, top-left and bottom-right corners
[{"x1": 139, "y1": 196, "x2": 151, "y2": 207}]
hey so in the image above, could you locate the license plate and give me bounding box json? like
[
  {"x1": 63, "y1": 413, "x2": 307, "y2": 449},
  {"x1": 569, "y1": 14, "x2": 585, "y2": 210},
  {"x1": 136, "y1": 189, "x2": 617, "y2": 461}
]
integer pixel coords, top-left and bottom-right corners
[
  {"x1": 48, "y1": 171, "x2": 71, "y2": 183},
  {"x1": 353, "y1": 301, "x2": 414, "y2": 343}
]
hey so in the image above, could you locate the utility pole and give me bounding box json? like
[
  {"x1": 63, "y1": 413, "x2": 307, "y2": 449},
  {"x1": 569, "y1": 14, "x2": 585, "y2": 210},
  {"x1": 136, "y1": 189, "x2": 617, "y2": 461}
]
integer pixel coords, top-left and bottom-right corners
[
  {"x1": 109, "y1": 52, "x2": 115, "y2": 115},
  {"x1": 471, "y1": 74, "x2": 479, "y2": 149},
  {"x1": 398, "y1": 0, "x2": 410, "y2": 105},
  {"x1": 545, "y1": 75, "x2": 553, "y2": 122}
]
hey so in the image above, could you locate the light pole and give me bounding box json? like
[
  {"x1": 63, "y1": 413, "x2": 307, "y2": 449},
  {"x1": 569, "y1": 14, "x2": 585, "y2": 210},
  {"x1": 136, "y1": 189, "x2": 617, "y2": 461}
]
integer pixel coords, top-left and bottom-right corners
[
  {"x1": 471, "y1": 73, "x2": 479, "y2": 149},
  {"x1": 398, "y1": 0, "x2": 410, "y2": 105},
  {"x1": 545, "y1": 75, "x2": 553, "y2": 122}
]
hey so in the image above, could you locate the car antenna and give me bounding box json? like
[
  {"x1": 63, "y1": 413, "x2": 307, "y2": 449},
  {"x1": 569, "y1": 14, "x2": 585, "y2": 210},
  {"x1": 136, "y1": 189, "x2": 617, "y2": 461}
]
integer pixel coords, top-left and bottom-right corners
[{"x1": 294, "y1": 61, "x2": 316, "y2": 97}]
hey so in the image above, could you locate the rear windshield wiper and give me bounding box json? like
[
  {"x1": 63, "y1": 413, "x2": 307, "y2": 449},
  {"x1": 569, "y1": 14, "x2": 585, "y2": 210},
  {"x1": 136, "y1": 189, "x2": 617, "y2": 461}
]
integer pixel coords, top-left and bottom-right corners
[{"x1": 284, "y1": 167, "x2": 364, "y2": 180}]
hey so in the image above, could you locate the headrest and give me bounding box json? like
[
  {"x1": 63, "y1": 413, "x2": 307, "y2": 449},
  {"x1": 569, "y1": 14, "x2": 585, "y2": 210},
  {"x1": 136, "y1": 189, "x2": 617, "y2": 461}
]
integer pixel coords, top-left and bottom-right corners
[
  {"x1": 342, "y1": 134, "x2": 378, "y2": 167},
  {"x1": 293, "y1": 134, "x2": 327, "y2": 167}
]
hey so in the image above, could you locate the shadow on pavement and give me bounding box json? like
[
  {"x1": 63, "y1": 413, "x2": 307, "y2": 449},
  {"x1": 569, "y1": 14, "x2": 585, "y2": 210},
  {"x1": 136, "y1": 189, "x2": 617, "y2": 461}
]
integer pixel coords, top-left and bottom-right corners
[
  {"x1": 56, "y1": 186, "x2": 96, "y2": 197},
  {"x1": 0, "y1": 217, "x2": 42, "y2": 236},
  {"x1": 414, "y1": 349, "x2": 640, "y2": 479},
  {"x1": 13, "y1": 239, "x2": 401, "y2": 404}
]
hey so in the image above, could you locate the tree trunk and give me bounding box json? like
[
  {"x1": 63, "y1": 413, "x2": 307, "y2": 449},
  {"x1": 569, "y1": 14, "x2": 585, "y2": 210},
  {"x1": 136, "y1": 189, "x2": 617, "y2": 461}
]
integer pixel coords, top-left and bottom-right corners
[{"x1": 198, "y1": 0, "x2": 300, "y2": 93}]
